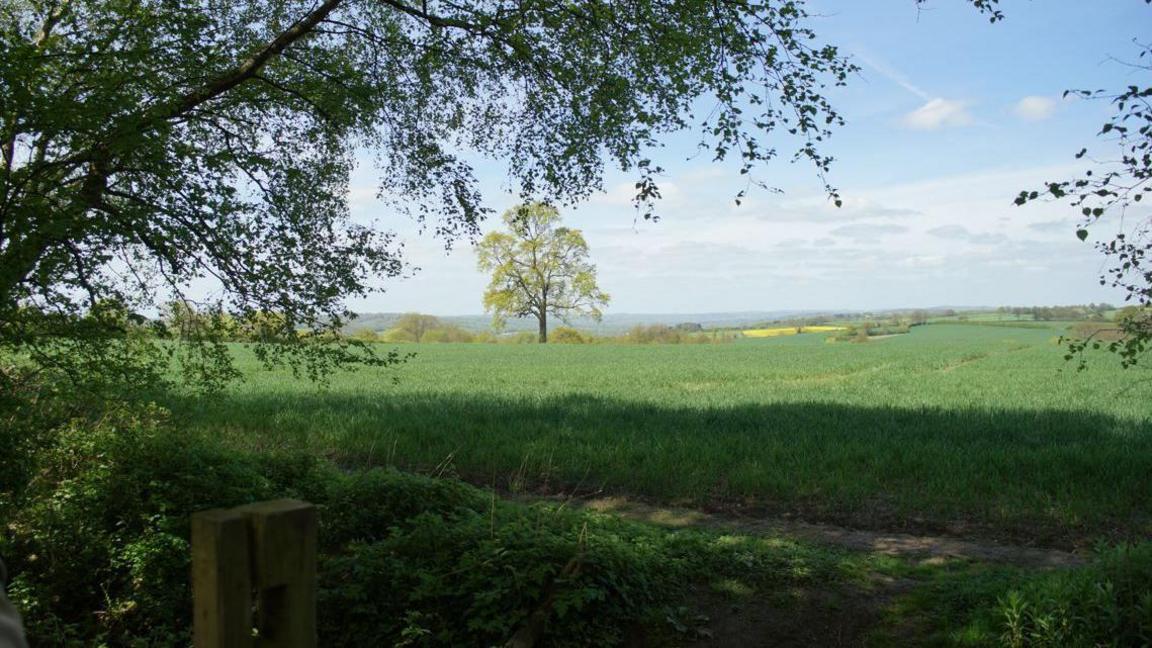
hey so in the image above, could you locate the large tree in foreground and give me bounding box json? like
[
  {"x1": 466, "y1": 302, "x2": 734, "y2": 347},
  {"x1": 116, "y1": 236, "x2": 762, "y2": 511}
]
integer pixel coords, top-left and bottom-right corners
[
  {"x1": 477, "y1": 204, "x2": 608, "y2": 343},
  {"x1": 0, "y1": 0, "x2": 855, "y2": 390}
]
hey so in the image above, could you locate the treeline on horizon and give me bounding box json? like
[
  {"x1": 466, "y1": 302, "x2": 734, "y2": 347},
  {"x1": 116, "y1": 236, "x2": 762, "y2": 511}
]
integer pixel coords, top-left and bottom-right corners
[
  {"x1": 357, "y1": 314, "x2": 742, "y2": 345},
  {"x1": 67, "y1": 301, "x2": 1144, "y2": 345}
]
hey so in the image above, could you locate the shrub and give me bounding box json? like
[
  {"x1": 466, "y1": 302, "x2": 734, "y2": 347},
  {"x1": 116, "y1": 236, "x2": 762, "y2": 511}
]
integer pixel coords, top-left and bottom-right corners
[
  {"x1": 320, "y1": 509, "x2": 674, "y2": 646},
  {"x1": 2, "y1": 402, "x2": 755, "y2": 646},
  {"x1": 422, "y1": 326, "x2": 475, "y2": 343},
  {"x1": 502, "y1": 331, "x2": 539, "y2": 344},
  {"x1": 381, "y1": 327, "x2": 417, "y2": 342},
  {"x1": 550, "y1": 326, "x2": 590, "y2": 344},
  {"x1": 2, "y1": 404, "x2": 329, "y2": 645},
  {"x1": 618, "y1": 325, "x2": 737, "y2": 344},
  {"x1": 351, "y1": 329, "x2": 380, "y2": 342},
  {"x1": 624, "y1": 324, "x2": 683, "y2": 344},
  {"x1": 320, "y1": 469, "x2": 487, "y2": 548}
]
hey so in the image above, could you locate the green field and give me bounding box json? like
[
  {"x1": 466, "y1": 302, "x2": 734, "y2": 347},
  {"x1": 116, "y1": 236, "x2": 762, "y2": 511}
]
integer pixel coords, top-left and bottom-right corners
[{"x1": 165, "y1": 324, "x2": 1152, "y2": 544}]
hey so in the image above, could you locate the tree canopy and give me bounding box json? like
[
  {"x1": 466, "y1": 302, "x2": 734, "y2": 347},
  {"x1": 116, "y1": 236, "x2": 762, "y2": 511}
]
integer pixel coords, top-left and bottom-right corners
[
  {"x1": 477, "y1": 203, "x2": 608, "y2": 343},
  {"x1": 0, "y1": 0, "x2": 858, "y2": 389}
]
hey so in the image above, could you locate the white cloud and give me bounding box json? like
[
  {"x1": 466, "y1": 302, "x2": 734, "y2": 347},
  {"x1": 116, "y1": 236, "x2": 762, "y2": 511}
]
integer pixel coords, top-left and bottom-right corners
[
  {"x1": 902, "y1": 98, "x2": 974, "y2": 130},
  {"x1": 829, "y1": 223, "x2": 908, "y2": 241},
  {"x1": 901, "y1": 255, "x2": 946, "y2": 268},
  {"x1": 926, "y1": 225, "x2": 1007, "y2": 245},
  {"x1": 754, "y1": 200, "x2": 922, "y2": 223},
  {"x1": 344, "y1": 155, "x2": 1122, "y2": 313},
  {"x1": 1014, "y1": 96, "x2": 1056, "y2": 121},
  {"x1": 1027, "y1": 219, "x2": 1074, "y2": 234}
]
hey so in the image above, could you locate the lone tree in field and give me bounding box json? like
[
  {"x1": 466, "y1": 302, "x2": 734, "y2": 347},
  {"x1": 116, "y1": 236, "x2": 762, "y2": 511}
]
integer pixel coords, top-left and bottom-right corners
[
  {"x1": 392, "y1": 313, "x2": 443, "y2": 343},
  {"x1": 0, "y1": 0, "x2": 857, "y2": 391},
  {"x1": 477, "y1": 204, "x2": 608, "y2": 343}
]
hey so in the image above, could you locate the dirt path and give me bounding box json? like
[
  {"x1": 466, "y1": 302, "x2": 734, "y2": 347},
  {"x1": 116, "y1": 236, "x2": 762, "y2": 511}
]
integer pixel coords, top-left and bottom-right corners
[
  {"x1": 520, "y1": 495, "x2": 1087, "y2": 646},
  {"x1": 571, "y1": 496, "x2": 1085, "y2": 568}
]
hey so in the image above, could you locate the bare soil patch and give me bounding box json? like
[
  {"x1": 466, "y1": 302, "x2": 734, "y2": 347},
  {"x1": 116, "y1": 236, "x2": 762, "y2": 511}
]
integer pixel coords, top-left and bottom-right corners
[{"x1": 577, "y1": 496, "x2": 1084, "y2": 569}]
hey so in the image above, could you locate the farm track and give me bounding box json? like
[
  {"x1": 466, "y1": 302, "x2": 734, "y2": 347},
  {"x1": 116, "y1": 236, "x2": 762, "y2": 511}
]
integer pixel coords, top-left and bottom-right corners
[
  {"x1": 932, "y1": 341, "x2": 1031, "y2": 373},
  {"x1": 542, "y1": 495, "x2": 1085, "y2": 647},
  {"x1": 772, "y1": 361, "x2": 895, "y2": 386},
  {"x1": 556, "y1": 496, "x2": 1085, "y2": 569}
]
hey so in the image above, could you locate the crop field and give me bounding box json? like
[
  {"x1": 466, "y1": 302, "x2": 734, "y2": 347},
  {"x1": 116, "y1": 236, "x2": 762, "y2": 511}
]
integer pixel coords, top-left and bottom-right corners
[
  {"x1": 741, "y1": 325, "x2": 845, "y2": 337},
  {"x1": 165, "y1": 324, "x2": 1152, "y2": 545}
]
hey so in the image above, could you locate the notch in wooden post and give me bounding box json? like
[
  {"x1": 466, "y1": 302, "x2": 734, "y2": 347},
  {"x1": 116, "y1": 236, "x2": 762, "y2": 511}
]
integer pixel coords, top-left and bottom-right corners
[
  {"x1": 192, "y1": 499, "x2": 317, "y2": 648},
  {"x1": 238, "y1": 499, "x2": 318, "y2": 648}
]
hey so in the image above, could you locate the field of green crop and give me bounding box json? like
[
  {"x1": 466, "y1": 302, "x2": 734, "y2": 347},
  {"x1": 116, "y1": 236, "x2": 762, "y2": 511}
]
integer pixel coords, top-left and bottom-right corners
[{"x1": 164, "y1": 324, "x2": 1152, "y2": 544}]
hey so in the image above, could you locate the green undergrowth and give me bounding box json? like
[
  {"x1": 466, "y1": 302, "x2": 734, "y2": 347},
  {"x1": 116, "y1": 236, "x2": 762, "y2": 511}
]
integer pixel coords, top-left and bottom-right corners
[
  {"x1": 871, "y1": 545, "x2": 1152, "y2": 647},
  {"x1": 0, "y1": 403, "x2": 855, "y2": 646},
  {"x1": 4, "y1": 399, "x2": 1150, "y2": 646}
]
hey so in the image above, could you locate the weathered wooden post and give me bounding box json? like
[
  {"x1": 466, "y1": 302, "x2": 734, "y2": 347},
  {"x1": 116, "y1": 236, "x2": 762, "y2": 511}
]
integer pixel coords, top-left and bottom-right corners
[{"x1": 191, "y1": 499, "x2": 317, "y2": 648}]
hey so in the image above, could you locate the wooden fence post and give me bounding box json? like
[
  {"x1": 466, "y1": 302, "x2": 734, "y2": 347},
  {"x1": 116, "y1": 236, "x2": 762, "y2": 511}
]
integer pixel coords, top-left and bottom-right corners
[
  {"x1": 191, "y1": 499, "x2": 317, "y2": 648},
  {"x1": 192, "y1": 508, "x2": 253, "y2": 648}
]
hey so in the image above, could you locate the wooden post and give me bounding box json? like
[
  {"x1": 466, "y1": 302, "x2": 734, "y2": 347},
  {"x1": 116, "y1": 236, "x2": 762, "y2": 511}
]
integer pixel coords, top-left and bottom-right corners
[
  {"x1": 191, "y1": 499, "x2": 317, "y2": 648},
  {"x1": 192, "y1": 509, "x2": 253, "y2": 648}
]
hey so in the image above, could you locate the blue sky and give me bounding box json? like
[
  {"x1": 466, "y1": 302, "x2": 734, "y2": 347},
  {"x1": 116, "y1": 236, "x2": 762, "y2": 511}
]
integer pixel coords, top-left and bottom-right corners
[{"x1": 347, "y1": 1, "x2": 1150, "y2": 315}]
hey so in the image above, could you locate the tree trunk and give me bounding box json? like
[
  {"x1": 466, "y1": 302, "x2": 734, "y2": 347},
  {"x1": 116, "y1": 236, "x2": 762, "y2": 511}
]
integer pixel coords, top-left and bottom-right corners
[{"x1": 537, "y1": 310, "x2": 547, "y2": 343}]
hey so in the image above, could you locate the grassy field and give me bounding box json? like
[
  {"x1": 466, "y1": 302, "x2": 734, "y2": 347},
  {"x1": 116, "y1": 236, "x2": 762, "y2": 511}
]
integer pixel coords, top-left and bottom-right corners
[{"x1": 164, "y1": 324, "x2": 1152, "y2": 544}]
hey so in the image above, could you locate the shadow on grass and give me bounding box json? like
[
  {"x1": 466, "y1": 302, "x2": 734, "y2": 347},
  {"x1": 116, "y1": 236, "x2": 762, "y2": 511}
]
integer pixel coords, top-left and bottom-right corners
[{"x1": 163, "y1": 390, "x2": 1152, "y2": 544}]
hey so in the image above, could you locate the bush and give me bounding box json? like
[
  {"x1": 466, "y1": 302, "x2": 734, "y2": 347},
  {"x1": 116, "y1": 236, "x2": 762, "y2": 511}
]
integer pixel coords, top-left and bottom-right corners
[
  {"x1": 831, "y1": 321, "x2": 911, "y2": 342},
  {"x1": 502, "y1": 331, "x2": 539, "y2": 344},
  {"x1": 550, "y1": 326, "x2": 590, "y2": 344},
  {"x1": 381, "y1": 327, "x2": 417, "y2": 342},
  {"x1": 6, "y1": 399, "x2": 834, "y2": 646},
  {"x1": 421, "y1": 326, "x2": 475, "y2": 343},
  {"x1": 624, "y1": 324, "x2": 683, "y2": 344},
  {"x1": 351, "y1": 329, "x2": 380, "y2": 342},
  {"x1": 2, "y1": 404, "x2": 329, "y2": 645},
  {"x1": 320, "y1": 508, "x2": 674, "y2": 646}
]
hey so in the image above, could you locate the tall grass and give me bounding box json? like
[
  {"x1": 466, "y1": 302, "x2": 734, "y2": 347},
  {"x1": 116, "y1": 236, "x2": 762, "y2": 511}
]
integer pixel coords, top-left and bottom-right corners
[{"x1": 162, "y1": 325, "x2": 1152, "y2": 542}]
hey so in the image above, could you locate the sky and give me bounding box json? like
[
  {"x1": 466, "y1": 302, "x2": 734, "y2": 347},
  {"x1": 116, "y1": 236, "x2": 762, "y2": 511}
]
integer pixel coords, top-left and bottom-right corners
[{"x1": 345, "y1": 0, "x2": 1151, "y2": 316}]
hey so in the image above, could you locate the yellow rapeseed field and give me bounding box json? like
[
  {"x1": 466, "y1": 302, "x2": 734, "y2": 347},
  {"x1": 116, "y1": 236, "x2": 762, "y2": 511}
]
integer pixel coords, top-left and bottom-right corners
[{"x1": 741, "y1": 325, "x2": 845, "y2": 338}]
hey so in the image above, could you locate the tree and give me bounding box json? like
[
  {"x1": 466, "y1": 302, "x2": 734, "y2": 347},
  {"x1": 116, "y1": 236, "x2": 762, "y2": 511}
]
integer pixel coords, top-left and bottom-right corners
[
  {"x1": 476, "y1": 204, "x2": 608, "y2": 343},
  {"x1": 0, "y1": 0, "x2": 855, "y2": 391},
  {"x1": 392, "y1": 313, "x2": 443, "y2": 343}
]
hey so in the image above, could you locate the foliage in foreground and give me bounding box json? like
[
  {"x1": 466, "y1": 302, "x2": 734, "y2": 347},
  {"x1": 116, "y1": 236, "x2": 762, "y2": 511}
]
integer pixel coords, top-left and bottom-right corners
[
  {"x1": 885, "y1": 544, "x2": 1152, "y2": 648},
  {"x1": 1015, "y1": 23, "x2": 1152, "y2": 368},
  {"x1": 2, "y1": 390, "x2": 1151, "y2": 646},
  {"x1": 0, "y1": 401, "x2": 846, "y2": 646},
  {"x1": 995, "y1": 543, "x2": 1152, "y2": 648}
]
